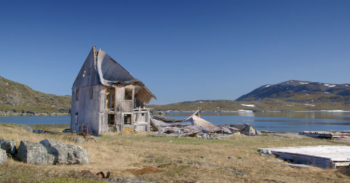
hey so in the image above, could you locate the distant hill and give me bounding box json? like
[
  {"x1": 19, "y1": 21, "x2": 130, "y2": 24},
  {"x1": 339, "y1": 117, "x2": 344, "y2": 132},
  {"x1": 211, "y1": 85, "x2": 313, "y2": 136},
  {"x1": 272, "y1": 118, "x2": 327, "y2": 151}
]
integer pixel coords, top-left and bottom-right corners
[
  {"x1": 0, "y1": 76, "x2": 71, "y2": 115},
  {"x1": 1, "y1": 77, "x2": 349, "y2": 115},
  {"x1": 236, "y1": 80, "x2": 350, "y2": 103},
  {"x1": 148, "y1": 100, "x2": 241, "y2": 112},
  {"x1": 149, "y1": 80, "x2": 350, "y2": 112}
]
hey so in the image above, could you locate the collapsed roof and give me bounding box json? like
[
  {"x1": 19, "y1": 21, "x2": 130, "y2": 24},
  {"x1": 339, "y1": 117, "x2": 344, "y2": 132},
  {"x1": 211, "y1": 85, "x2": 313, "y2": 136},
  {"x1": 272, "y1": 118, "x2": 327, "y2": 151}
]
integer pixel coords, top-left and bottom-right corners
[
  {"x1": 73, "y1": 46, "x2": 156, "y2": 104},
  {"x1": 151, "y1": 109, "x2": 221, "y2": 133}
]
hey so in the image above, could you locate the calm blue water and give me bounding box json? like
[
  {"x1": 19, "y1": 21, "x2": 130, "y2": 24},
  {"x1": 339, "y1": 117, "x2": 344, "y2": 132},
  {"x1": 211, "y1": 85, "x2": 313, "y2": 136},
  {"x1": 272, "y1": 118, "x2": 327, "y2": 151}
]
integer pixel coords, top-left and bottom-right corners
[
  {"x1": 166, "y1": 112, "x2": 350, "y2": 132},
  {"x1": 0, "y1": 112, "x2": 350, "y2": 132},
  {"x1": 0, "y1": 116, "x2": 70, "y2": 125}
]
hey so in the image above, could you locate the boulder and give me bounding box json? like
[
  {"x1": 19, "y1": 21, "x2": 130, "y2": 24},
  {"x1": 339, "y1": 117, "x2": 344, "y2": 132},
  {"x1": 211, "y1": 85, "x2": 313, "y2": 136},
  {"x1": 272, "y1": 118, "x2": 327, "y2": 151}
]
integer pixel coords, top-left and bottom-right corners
[
  {"x1": 242, "y1": 124, "x2": 262, "y2": 135},
  {"x1": 16, "y1": 139, "x2": 89, "y2": 165},
  {"x1": 0, "y1": 139, "x2": 16, "y2": 155},
  {"x1": 16, "y1": 141, "x2": 55, "y2": 164},
  {"x1": 229, "y1": 123, "x2": 261, "y2": 135},
  {"x1": 40, "y1": 139, "x2": 89, "y2": 164},
  {"x1": 0, "y1": 149, "x2": 7, "y2": 164},
  {"x1": 73, "y1": 137, "x2": 86, "y2": 143},
  {"x1": 228, "y1": 123, "x2": 247, "y2": 131},
  {"x1": 22, "y1": 125, "x2": 32, "y2": 133},
  {"x1": 84, "y1": 136, "x2": 99, "y2": 142}
]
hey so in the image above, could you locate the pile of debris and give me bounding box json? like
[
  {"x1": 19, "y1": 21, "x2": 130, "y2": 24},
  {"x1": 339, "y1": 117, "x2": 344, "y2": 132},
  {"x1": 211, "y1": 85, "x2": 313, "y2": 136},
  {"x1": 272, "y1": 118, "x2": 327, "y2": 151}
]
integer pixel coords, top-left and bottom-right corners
[
  {"x1": 150, "y1": 109, "x2": 261, "y2": 138},
  {"x1": 300, "y1": 130, "x2": 350, "y2": 140}
]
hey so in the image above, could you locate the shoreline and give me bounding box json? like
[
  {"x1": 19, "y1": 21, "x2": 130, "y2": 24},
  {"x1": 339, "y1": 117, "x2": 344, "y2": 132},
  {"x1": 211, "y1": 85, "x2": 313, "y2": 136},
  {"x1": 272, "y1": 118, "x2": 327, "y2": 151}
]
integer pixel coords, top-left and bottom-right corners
[
  {"x1": 0, "y1": 112, "x2": 70, "y2": 117},
  {"x1": 156, "y1": 110, "x2": 350, "y2": 115}
]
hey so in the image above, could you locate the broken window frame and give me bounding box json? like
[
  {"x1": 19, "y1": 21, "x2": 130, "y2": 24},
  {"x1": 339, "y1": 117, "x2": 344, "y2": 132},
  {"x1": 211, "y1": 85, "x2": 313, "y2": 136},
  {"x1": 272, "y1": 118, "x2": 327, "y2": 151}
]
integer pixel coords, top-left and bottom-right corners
[
  {"x1": 124, "y1": 88, "x2": 133, "y2": 100},
  {"x1": 108, "y1": 114, "x2": 115, "y2": 126},
  {"x1": 123, "y1": 113, "x2": 133, "y2": 125},
  {"x1": 106, "y1": 87, "x2": 115, "y2": 109}
]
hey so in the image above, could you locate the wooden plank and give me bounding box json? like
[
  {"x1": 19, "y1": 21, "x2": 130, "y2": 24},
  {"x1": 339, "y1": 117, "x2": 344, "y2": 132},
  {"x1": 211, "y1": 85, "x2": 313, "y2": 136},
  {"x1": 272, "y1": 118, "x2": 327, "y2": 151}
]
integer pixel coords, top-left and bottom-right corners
[
  {"x1": 273, "y1": 161, "x2": 318, "y2": 168},
  {"x1": 259, "y1": 146, "x2": 350, "y2": 168}
]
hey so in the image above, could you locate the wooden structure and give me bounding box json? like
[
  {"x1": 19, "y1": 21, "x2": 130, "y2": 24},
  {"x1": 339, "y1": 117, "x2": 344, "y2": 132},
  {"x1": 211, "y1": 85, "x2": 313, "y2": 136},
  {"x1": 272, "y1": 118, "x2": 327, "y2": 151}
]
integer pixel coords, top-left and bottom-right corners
[
  {"x1": 71, "y1": 46, "x2": 156, "y2": 135},
  {"x1": 151, "y1": 109, "x2": 220, "y2": 132},
  {"x1": 299, "y1": 131, "x2": 350, "y2": 139},
  {"x1": 258, "y1": 146, "x2": 350, "y2": 168}
]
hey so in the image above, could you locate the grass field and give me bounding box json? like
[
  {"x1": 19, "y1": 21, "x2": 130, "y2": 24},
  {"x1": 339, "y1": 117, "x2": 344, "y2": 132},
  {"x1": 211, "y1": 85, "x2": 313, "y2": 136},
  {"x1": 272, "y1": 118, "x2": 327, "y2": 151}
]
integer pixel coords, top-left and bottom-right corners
[{"x1": 1, "y1": 122, "x2": 350, "y2": 182}]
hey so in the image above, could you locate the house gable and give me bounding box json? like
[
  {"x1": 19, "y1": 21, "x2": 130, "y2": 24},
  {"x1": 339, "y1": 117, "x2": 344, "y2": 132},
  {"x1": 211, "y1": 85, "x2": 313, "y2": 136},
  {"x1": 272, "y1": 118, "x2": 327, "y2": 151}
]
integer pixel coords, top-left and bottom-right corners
[{"x1": 72, "y1": 46, "x2": 100, "y2": 89}]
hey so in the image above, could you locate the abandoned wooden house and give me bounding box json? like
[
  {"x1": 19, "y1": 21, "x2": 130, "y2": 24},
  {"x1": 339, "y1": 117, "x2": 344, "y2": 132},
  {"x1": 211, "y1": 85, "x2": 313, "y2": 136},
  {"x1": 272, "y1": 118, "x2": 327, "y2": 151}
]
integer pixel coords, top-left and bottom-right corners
[{"x1": 71, "y1": 46, "x2": 156, "y2": 135}]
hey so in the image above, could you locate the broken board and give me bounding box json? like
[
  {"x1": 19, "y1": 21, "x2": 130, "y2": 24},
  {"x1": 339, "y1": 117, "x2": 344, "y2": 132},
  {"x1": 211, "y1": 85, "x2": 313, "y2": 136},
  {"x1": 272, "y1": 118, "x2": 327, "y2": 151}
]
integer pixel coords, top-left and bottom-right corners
[{"x1": 258, "y1": 146, "x2": 350, "y2": 168}]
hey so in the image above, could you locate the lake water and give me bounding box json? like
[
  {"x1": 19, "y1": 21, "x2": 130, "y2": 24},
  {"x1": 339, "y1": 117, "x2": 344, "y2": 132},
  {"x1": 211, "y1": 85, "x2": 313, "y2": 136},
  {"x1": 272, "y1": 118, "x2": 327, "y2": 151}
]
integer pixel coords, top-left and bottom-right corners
[{"x1": 0, "y1": 112, "x2": 350, "y2": 132}]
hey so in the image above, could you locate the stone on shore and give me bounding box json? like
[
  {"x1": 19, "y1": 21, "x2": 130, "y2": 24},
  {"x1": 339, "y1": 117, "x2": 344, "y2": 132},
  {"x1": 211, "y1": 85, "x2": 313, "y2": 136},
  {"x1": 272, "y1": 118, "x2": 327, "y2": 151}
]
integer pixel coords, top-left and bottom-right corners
[
  {"x1": 0, "y1": 139, "x2": 16, "y2": 155},
  {"x1": 229, "y1": 123, "x2": 261, "y2": 135},
  {"x1": 0, "y1": 149, "x2": 7, "y2": 164}
]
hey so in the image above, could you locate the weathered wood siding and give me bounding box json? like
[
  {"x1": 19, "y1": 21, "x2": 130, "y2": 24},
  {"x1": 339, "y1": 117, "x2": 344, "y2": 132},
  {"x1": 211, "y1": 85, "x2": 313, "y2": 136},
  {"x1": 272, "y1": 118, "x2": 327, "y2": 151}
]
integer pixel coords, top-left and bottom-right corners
[
  {"x1": 71, "y1": 85, "x2": 101, "y2": 135},
  {"x1": 98, "y1": 86, "x2": 108, "y2": 134},
  {"x1": 114, "y1": 85, "x2": 134, "y2": 131},
  {"x1": 72, "y1": 47, "x2": 100, "y2": 89}
]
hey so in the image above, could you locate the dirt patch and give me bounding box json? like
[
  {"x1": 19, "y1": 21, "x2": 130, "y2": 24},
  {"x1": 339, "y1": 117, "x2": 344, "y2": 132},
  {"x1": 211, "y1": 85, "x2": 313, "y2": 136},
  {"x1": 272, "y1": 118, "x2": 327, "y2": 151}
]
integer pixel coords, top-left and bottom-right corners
[{"x1": 126, "y1": 167, "x2": 164, "y2": 175}]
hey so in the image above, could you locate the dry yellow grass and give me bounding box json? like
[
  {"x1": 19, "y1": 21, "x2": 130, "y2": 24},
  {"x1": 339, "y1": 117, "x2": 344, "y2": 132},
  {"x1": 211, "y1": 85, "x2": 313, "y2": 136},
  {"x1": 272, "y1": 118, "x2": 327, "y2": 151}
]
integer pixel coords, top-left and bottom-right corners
[{"x1": 1, "y1": 122, "x2": 350, "y2": 182}]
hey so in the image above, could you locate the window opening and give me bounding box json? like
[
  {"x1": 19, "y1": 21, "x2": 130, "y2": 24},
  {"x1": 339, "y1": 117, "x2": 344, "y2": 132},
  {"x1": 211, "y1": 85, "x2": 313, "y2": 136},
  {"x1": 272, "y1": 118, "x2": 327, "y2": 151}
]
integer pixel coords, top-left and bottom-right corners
[
  {"x1": 106, "y1": 91, "x2": 110, "y2": 108},
  {"x1": 76, "y1": 89, "x2": 79, "y2": 101},
  {"x1": 124, "y1": 114, "x2": 132, "y2": 125},
  {"x1": 106, "y1": 88, "x2": 115, "y2": 109},
  {"x1": 108, "y1": 114, "x2": 115, "y2": 126},
  {"x1": 140, "y1": 113, "x2": 146, "y2": 121},
  {"x1": 75, "y1": 113, "x2": 78, "y2": 124},
  {"x1": 90, "y1": 87, "x2": 93, "y2": 99},
  {"x1": 125, "y1": 88, "x2": 133, "y2": 100}
]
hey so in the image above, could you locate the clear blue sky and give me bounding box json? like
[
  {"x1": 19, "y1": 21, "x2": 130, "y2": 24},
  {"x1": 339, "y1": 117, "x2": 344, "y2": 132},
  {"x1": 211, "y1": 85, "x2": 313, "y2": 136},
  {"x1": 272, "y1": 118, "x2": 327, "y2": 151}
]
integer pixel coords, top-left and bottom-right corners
[{"x1": 1, "y1": 0, "x2": 349, "y2": 104}]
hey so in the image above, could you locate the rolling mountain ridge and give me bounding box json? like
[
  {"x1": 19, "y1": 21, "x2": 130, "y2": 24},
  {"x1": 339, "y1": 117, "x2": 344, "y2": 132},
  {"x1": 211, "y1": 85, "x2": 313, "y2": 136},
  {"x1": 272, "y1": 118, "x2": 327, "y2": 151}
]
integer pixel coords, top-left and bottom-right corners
[
  {"x1": 236, "y1": 80, "x2": 350, "y2": 103},
  {"x1": 0, "y1": 76, "x2": 71, "y2": 115},
  {"x1": 0, "y1": 77, "x2": 349, "y2": 115}
]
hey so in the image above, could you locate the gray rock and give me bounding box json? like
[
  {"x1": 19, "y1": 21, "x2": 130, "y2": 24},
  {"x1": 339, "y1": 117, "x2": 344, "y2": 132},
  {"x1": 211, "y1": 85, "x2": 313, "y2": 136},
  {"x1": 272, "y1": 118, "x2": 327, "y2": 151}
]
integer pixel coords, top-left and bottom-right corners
[
  {"x1": 229, "y1": 123, "x2": 261, "y2": 135},
  {"x1": 22, "y1": 125, "x2": 32, "y2": 133},
  {"x1": 0, "y1": 140, "x2": 16, "y2": 155},
  {"x1": 73, "y1": 137, "x2": 86, "y2": 143},
  {"x1": 16, "y1": 141, "x2": 55, "y2": 164},
  {"x1": 16, "y1": 139, "x2": 89, "y2": 165},
  {"x1": 228, "y1": 156, "x2": 235, "y2": 159},
  {"x1": 242, "y1": 124, "x2": 261, "y2": 135},
  {"x1": 40, "y1": 139, "x2": 89, "y2": 164},
  {"x1": 0, "y1": 149, "x2": 7, "y2": 164}
]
